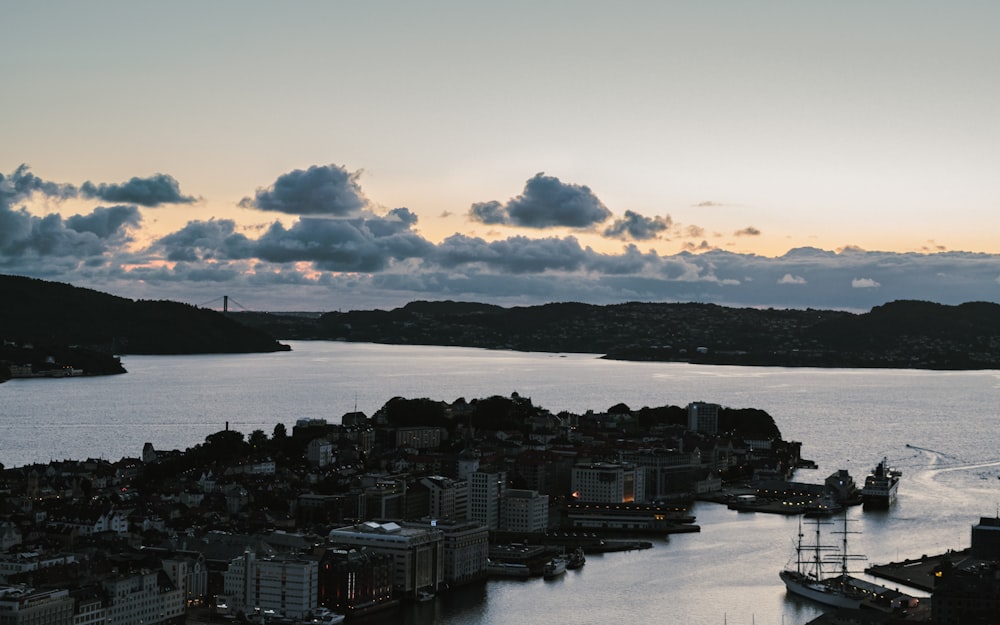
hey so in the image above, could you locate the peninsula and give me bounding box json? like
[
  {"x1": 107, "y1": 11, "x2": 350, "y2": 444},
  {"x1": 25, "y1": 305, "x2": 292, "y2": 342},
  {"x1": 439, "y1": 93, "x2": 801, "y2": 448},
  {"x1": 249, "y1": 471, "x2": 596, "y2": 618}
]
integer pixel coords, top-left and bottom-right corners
[
  {"x1": 0, "y1": 274, "x2": 289, "y2": 380},
  {"x1": 232, "y1": 299, "x2": 1000, "y2": 370}
]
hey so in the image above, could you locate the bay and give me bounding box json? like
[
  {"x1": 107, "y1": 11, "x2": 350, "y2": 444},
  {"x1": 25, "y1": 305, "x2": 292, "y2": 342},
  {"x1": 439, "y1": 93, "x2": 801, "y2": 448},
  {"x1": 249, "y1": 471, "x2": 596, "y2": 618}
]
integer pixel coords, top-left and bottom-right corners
[{"x1": 2, "y1": 340, "x2": 1000, "y2": 625}]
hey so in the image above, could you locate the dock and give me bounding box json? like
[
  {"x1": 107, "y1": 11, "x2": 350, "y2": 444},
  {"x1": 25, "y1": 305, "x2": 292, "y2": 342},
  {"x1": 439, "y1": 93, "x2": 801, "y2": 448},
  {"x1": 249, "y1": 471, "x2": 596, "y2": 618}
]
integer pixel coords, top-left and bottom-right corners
[{"x1": 866, "y1": 549, "x2": 973, "y2": 593}]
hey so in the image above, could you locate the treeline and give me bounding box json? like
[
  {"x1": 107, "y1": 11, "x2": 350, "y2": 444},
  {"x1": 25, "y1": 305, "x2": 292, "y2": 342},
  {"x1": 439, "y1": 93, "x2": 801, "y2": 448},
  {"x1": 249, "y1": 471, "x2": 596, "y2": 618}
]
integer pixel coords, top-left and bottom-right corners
[{"x1": 232, "y1": 299, "x2": 1000, "y2": 370}]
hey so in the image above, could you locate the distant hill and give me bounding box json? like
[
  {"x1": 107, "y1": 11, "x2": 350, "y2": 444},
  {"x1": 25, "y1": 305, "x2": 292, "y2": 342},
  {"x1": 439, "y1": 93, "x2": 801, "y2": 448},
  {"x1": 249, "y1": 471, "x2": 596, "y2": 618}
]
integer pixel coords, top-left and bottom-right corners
[
  {"x1": 0, "y1": 275, "x2": 289, "y2": 378},
  {"x1": 232, "y1": 299, "x2": 1000, "y2": 370}
]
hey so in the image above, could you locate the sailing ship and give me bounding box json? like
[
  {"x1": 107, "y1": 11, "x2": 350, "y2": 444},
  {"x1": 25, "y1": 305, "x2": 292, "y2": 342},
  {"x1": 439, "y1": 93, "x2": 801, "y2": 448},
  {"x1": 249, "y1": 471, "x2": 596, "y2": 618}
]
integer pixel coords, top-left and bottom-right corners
[
  {"x1": 779, "y1": 514, "x2": 868, "y2": 609},
  {"x1": 779, "y1": 513, "x2": 918, "y2": 611}
]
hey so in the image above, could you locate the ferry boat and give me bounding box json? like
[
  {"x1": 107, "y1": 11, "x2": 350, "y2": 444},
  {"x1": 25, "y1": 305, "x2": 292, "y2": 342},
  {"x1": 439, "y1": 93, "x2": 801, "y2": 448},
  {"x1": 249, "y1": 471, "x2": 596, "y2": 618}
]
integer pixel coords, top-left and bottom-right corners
[{"x1": 861, "y1": 457, "x2": 901, "y2": 509}]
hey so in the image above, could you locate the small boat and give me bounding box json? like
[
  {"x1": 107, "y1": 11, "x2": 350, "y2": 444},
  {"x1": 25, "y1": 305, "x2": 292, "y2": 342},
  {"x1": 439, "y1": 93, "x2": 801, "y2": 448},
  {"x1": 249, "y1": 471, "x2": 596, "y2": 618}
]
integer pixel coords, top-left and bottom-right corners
[
  {"x1": 543, "y1": 555, "x2": 568, "y2": 579},
  {"x1": 416, "y1": 588, "x2": 435, "y2": 603},
  {"x1": 566, "y1": 547, "x2": 586, "y2": 569},
  {"x1": 306, "y1": 608, "x2": 346, "y2": 624}
]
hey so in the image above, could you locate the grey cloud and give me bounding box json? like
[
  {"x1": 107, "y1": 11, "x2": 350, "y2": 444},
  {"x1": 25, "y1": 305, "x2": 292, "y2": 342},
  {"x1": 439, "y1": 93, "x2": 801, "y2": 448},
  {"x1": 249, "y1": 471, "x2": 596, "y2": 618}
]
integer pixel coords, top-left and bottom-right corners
[
  {"x1": 365, "y1": 207, "x2": 419, "y2": 237},
  {"x1": 155, "y1": 219, "x2": 254, "y2": 262},
  {"x1": 468, "y1": 200, "x2": 508, "y2": 225},
  {"x1": 735, "y1": 226, "x2": 761, "y2": 236},
  {"x1": 0, "y1": 197, "x2": 137, "y2": 265},
  {"x1": 80, "y1": 174, "x2": 195, "y2": 207},
  {"x1": 604, "y1": 211, "x2": 672, "y2": 241},
  {"x1": 66, "y1": 205, "x2": 142, "y2": 238},
  {"x1": 1, "y1": 164, "x2": 76, "y2": 203},
  {"x1": 468, "y1": 172, "x2": 612, "y2": 229},
  {"x1": 238, "y1": 164, "x2": 368, "y2": 216},
  {"x1": 431, "y1": 234, "x2": 590, "y2": 273},
  {"x1": 253, "y1": 216, "x2": 433, "y2": 272}
]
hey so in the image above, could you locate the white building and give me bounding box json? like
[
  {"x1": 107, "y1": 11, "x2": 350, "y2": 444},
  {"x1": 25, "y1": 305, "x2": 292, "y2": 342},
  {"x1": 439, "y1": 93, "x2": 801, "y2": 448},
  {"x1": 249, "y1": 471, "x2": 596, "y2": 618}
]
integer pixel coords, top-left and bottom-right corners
[
  {"x1": 327, "y1": 521, "x2": 444, "y2": 598},
  {"x1": 571, "y1": 462, "x2": 643, "y2": 504},
  {"x1": 102, "y1": 569, "x2": 185, "y2": 625},
  {"x1": 223, "y1": 550, "x2": 318, "y2": 620},
  {"x1": 500, "y1": 489, "x2": 549, "y2": 533},
  {"x1": 468, "y1": 470, "x2": 506, "y2": 530}
]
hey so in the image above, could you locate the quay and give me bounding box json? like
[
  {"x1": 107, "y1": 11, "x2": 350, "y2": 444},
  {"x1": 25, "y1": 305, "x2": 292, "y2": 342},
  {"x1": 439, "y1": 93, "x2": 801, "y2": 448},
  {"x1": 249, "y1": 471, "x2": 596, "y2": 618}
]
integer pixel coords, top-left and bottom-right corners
[{"x1": 866, "y1": 549, "x2": 973, "y2": 593}]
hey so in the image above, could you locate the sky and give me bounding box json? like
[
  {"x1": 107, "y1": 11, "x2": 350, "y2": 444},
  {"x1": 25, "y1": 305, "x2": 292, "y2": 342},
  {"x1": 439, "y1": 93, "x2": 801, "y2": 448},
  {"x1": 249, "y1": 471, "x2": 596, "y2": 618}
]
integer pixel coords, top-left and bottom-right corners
[{"x1": 3, "y1": 1, "x2": 999, "y2": 313}]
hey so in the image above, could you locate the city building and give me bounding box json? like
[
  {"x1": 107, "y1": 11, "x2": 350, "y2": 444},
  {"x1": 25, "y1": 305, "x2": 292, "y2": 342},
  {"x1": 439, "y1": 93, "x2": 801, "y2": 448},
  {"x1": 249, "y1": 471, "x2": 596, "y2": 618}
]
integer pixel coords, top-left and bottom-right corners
[
  {"x1": 500, "y1": 489, "x2": 549, "y2": 533},
  {"x1": 327, "y1": 521, "x2": 444, "y2": 599},
  {"x1": 571, "y1": 462, "x2": 643, "y2": 504},
  {"x1": 307, "y1": 438, "x2": 334, "y2": 467},
  {"x1": 420, "y1": 475, "x2": 468, "y2": 522},
  {"x1": 102, "y1": 569, "x2": 185, "y2": 625},
  {"x1": 318, "y1": 547, "x2": 394, "y2": 616},
  {"x1": 404, "y1": 520, "x2": 489, "y2": 587},
  {"x1": 0, "y1": 586, "x2": 74, "y2": 625},
  {"x1": 622, "y1": 448, "x2": 707, "y2": 501},
  {"x1": 222, "y1": 550, "x2": 318, "y2": 620},
  {"x1": 687, "y1": 401, "x2": 720, "y2": 435},
  {"x1": 468, "y1": 470, "x2": 506, "y2": 530}
]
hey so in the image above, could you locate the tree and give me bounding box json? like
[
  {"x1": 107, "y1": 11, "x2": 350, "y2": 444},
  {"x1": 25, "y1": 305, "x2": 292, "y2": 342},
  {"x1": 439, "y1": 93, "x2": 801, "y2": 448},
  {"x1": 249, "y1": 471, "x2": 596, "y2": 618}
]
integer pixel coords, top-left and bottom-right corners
[
  {"x1": 249, "y1": 429, "x2": 268, "y2": 451},
  {"x1": 273, "y1": 423, "x2": 287, "y2": 440}
]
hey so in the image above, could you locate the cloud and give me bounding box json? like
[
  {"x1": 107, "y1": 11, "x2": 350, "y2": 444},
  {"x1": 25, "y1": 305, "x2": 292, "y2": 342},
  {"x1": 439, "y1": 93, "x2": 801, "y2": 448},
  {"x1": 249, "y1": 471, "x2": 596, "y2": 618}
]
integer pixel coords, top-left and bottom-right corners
[
  {"x1": 735, "y1": 226, "x2": 761, "y2": 236},
  {"x1": 468, "y1": 172, "x2": 612, "y2": 229},
  {"x1": 239, "y1": 164, "x2": 368, "y2": 216},
  {"x1": 80, "y1": 174, "x2": 195, "y2": 206},
  {"x1": 66, "y1": 205, "x2": 142, "y2": 239},
  {"x1": 603, "y1": 211, "x2": 673, "y2": 241},
  {"x1": 684, "y1": 225, "x2": 706, "y2": 238},
  {"x1": 1, "y1": 168, "x2": 141, "y2": 268},
  {"x1": 431, "y1": 234, "x2": 590, "y2": 273},
  {"x1": 156, "y1": 211, "x2": 434, "y2": 273},
  {"x1": 1, "y1": 164, "x2": 77, "y2": 202},
  {"x1": 851, "y1": 277, "x2": 881, "y2": 288},
  {"x1": 155, "y1": 219, "x2": 253, "y2": 262},
  {"x1": 778, "y1": 273, "x2": 807, "y2": 285},
  {"x1": 693, "y1": 201, "x2": 725, "y2": 207},
  {"x1": 468, "y1": 200, "x2": 508, "y2": 225},
  {"x1": 8, "y1": 164, "x2": 1000, "y2": 314}
]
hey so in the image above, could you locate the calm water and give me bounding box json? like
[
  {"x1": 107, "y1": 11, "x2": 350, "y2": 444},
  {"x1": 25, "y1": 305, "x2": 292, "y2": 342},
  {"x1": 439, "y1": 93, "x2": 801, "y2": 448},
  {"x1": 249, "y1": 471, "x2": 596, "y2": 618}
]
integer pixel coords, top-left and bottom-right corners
[{"x1": 3, "y1": 341, "x2": 1000, "y2": 625}]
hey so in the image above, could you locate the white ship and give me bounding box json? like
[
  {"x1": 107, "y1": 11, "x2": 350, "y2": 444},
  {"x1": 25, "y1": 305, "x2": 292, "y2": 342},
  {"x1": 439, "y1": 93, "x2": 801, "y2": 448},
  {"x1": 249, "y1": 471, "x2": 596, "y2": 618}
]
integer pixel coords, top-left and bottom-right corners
[
  {"x1": 779, "y1": 515, "x2": 867, "y2": 609},
  {"x1": 861, "y1": 457, "x2": 901, "y2": 509}
]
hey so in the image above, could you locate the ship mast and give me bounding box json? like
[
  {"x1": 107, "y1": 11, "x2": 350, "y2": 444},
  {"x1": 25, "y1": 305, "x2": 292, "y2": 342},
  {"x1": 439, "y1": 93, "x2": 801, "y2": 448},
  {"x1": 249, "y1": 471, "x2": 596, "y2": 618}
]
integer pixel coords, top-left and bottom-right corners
[{"x1": 829, "y1": 512, "x2": 866, "y2": 577}]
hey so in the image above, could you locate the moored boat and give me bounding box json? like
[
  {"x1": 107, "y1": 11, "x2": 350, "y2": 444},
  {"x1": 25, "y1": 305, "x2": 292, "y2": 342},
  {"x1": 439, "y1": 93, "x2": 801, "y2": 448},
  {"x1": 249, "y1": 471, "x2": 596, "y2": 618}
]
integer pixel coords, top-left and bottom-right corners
[
  {"x1": 566, "y1": 547, "x2": 586, "y2": 569},
  {"x1": 780, "y1": 515, "x2": 867, "y2": 609},
  {"x1": 861, "y1": 457, "x2": 901, "y2": 509},
  {"x1": 543, "y1": 555, "x2": 568, "y2": 579}
]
